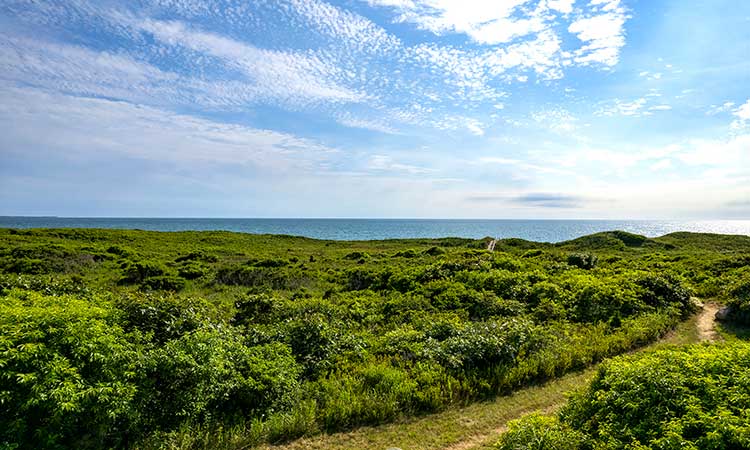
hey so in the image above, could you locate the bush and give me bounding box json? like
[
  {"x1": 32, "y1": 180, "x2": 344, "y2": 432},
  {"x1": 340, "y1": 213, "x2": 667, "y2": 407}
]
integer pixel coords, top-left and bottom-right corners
[
  {"x1": 393, "y1": 249, "x2": 418, "y2": 258},
  {"x1": 725, "y1": 276, "x2": 750, "y2": 324},
  {"x1": 434, "y1": 319, "x2": 533, "y2": 371},
  {"x1": 496, "y1": 414, "x2": 585, "y2": 450},
  {"x1": 177, "y1": 261, "x2": 208, "y2": 280},
  {"x1": 282, "y1": 313, "x2": 343, "y2": 377},
  {"x1": 636, "y1": 273, "x2": 693, "y2": 313},
  {"x1": 560, "y1": 344, "x2": 750, "y2": 448},
  {"x1": 215, "y1": 266, "x2": 311, "y2": 290},
  {"x1": 344, "y1": 251, "x2": 370, "y2": 260},
  {"x1": 120, "y1": 260, "x2": 166, "y2": 284},
  {"x1": 117, "y1": 293, "x2": 205, "y2": 343},
  {"x1": 0, "y1": 290, "x2": 142, "y2": 449},
  {"x1": 567, "y1": 253, "x2": 598, "y2": 270},
  {"x1": 423, "y1": 246, "x2": 446, "y2": 256},
  {"x1": 174, "y1": 251, "x2": 218, "y2": 263},
  {"x1": 234, "y1": 293, "x2": 282, "y2": 326},
  {"x1": 140, "y1": 275, "x2": 185, "y2": 291},
  {"x1": 139, "y1": 330, "x2": 301, "y2": 430}
]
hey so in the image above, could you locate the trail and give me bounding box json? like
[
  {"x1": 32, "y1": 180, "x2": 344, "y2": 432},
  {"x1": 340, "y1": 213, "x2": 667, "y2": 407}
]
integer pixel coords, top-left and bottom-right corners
[
  {"x1": 263, "y1": 312, "x2": 704, "y2": 450},
  {"x1": 487, "y1": 239, "x2": 497, "y2": 252},
  {"x1": 697, "y1": 301, "x2": 721, "y2": 342}
]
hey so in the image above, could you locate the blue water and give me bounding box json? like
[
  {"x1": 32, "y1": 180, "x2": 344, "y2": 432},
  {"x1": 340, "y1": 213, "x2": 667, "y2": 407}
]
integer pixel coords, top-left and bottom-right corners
[{"x1": 2, "y1": 217, "x2": 749, "y2": 242}]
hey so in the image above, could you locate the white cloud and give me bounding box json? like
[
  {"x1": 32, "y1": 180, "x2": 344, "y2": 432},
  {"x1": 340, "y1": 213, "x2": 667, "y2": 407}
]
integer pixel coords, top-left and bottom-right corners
[
  {"x1": 598, "y1": 98, "x2": 647, "y2": 116},
  {"x1": 137, "y1": 19, "x2": 365, "y2": 105},
  {"x1": 335, "y1": 112, "x2": 399, "y2": 134},
  {"x1": 649, "y1": 105, "x2": 672, "y2": 111},
  {"x1": 366, "y1": 0, "x2": 544, "y2": 45},
  {"x1": 707, "y1": 101, "x2": 735, "y2": 115},
  {"x1": 0, "y1": 35, "x2": 180, "y2": 104},
  {"x1": 737, "y1": 102, "x2": 750, "y2": 119},
  {"x1": 732, "y1": 99, "x2": 750, "y2": 129},
  {"x1": 0, "y1": 86, "x2": 337, "y2": 171},
  {"x1": 532, "y1": 108, "x2": 578, "y2": 133},
  {"x1": 367, "y1": 155, "x2": 433, "y2": 174},
  {"x1": 675, "y1": 134, "x2": 750, "y2": 166},
  {"x1": 567, "y1": 0, "x2": 628, "y2": 66},
  {"x1": 547, "y1": 0, "x2": 576, "y2": 14}
]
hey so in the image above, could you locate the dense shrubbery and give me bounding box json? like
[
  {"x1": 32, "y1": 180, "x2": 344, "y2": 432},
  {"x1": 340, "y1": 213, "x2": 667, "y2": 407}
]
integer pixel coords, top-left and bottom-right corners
[
  {"x1": 725, "y1": 274, "x2": 750, "y2": 324},
  {"x1": 0, "y1": 290, "x2": 301, "y2": 449},
  {"x1": 1, "y1": 228, "x2": 747, "y2": 448},
  {"x1": 497, "y1": 344, "x2": 750, "y2": 450}
]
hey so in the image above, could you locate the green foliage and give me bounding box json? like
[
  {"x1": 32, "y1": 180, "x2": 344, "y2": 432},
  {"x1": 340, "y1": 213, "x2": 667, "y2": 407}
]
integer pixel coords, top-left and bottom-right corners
[
  {"x1": 725, "y1": 274, "x2": 750, "y2": 324},
  {"x1": 117, "y1": 293, "x2": 205, "y2": 343},
  {"x1": 0, "y1": 227, "x2": 744, "y2": 448},
  {"x1": 139, "y1": 330, "x2": 300, "y2": 430},
  {"x1": 423, "y1": 246, "x2": 446, "y2": 256},
  {"x1": 562, "y1": 344, "x2": 750, "y2": 449},
  {"x1": 344, "y1": 251, "x2": 370, "y2": 260},
  {"x1": 177, "y1": 261, "x2": 209, "y2": 280},
  {"x1": 119, "y1": 259, "x2": 166, "y2": 284},
  {"x1": 496, "y1": 414, "x2": 585, "y2": 450},
  {"x1": 0, "y1": 290, "x2": 141, "y2": 449},
  {"x1": 499, "y1": 344, "x2": 750, "y2": 450},
  {"x1": 140, "y1": 275, "x2": 186, "y2": 291},
  {"x1": 567, "y1": 252, "x2": 598, "y2": 269}
]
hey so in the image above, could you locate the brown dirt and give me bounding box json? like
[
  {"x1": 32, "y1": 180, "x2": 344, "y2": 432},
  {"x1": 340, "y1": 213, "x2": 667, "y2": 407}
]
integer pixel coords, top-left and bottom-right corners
[{"x1": 697, "y1": 302, "x2": 721, "y2": 342}]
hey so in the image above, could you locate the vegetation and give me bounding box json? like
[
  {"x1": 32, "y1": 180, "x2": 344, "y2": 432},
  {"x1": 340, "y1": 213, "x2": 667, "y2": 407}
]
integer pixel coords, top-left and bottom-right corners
[
  {"x1": 497, "y1": 344, "x2": 750, "y2": 450},
  {"x1": 1, "y1": 228, "x2": 749, "y2": 449}
]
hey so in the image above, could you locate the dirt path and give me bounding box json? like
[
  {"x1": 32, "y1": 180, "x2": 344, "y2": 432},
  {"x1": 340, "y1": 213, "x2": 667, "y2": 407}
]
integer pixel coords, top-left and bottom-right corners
[
  {"x1": 442, "y1": 403, "x2": 560, "y2": 450},
  {"x1": 487, "y1": 239, "x2": 497, "y2": 252},
  {"x1": 264, "y1": 314, "x2": 703, "y2": 450},
  {"x1": 697, "y1": 301, "x2": 721, "y2": 342}
]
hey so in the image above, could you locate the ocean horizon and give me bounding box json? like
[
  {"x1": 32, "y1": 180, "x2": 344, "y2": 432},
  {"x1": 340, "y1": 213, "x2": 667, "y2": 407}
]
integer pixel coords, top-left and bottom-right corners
[{"x1": 2, "y1": 217, "x2": 749, "y2": 243}]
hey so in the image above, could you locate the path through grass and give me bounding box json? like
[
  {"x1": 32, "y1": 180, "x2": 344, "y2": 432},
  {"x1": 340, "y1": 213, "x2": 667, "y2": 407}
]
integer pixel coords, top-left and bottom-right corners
[{"x1": 263, "y1": 312, "x2": 703, "y2": 450}]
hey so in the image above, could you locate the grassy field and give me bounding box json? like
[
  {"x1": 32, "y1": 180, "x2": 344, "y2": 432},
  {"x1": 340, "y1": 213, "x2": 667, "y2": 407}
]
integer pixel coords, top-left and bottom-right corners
[
  {"x1": 1, "y1": 228, "x2": 749, "y2": 449},
  {"x1": 260, "y1": 312, "x2": 705, "y2": 450}
]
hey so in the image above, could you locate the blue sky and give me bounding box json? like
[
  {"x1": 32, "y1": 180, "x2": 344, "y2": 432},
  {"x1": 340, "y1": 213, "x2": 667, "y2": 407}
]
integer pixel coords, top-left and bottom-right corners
[{"x1": 0, "y1": 0, "x2": 749, "y2": 218}]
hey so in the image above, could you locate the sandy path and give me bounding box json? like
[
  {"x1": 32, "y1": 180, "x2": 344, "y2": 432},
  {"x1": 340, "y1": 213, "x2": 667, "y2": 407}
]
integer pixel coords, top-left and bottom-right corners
[{"x1": 697, "y1": 302, "x2": 721, "y2": 342}]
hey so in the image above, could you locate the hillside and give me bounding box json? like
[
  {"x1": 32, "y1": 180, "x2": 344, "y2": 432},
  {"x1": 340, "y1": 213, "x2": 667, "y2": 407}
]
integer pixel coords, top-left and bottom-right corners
[{"x1": 1, "y1": 228, "x2": 749, "y2": 449}]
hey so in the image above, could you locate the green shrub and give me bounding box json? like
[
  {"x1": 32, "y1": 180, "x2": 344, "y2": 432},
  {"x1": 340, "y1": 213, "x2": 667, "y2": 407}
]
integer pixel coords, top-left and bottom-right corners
[
  {"x1": 141, "y1": 275, "x2": 186, "y2": 291},
  {"x1": 215, "y1": 266, "x2": 311, "y2": 290},
  {"x1": 344, "y1": 251, "x2": 370, "y2": 260},
  {"x1": 120, "y1": 260, "x2": 166, "y2": 284},
  {"x1": 496, "y1": 413, "x2": 585, "y2": 450},
  {"x1": 0, "y1": 290, "x2": 142, "y2": 449},
  {"x1": 139, "y1": 329, "x2": 301, "y2": 430},
  {"x1": 233, "y1": 293, "x2": 283, "y2": 326},
  {"x1": 393, "y1": 249, "x2": 418, "y2": 258},
  {"x1": 560, "y1": 344, "x2": 750, "y2": 448},
  {"x1": 636, "y1": 273, "x2": 693, "y2": 313},
  {"x1": 423, "y1": 246, "x2": 446, "y2": 256},
  {"x1": 117, "y1": 293, "x2": 205, "y2": 344},
  {"x1": 282, "y1": 313, "x2": 343, "y2": 377},
  {"x1": 177, "y1": 261, "x2": 208, "y2": 280},
  {"x1": 567, "y1": 252, "x2": 598, "y2": 269},
  {"x1": 174, "y1": 251, "x2": 218, "y2": 263},
  {"x1": 435, "y1": 319, "x2": 533, "y2": 371},
  {"x1": 725, "y1": 275, "x2": 750, "y2": 324}
]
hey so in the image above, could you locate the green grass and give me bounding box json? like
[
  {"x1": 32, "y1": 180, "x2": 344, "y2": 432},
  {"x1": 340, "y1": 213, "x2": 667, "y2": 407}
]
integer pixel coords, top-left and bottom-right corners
[
  {"x1": 1, "y1": 227, "x2": 748, "y2": 449},
  {"x1": 258, "y1": 312, "x2": 703, "y2": 450}
]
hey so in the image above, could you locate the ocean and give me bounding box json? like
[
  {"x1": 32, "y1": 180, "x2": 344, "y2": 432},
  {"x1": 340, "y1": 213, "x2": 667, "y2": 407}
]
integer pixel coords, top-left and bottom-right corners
[{"x1": 1, "y1": 217, "x2": 749, "y2": 242}]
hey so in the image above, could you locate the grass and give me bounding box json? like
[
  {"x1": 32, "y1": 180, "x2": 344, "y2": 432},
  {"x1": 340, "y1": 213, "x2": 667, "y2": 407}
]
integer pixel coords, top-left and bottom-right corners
[{"x1": 261, "y1": 312, "x2": 703, "y2": 450}]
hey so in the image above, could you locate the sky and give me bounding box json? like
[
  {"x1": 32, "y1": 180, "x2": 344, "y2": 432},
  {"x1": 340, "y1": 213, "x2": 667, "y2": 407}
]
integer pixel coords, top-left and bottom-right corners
[{"x1": 0, "y1": 0, "x2": 749, "y2": 219}]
